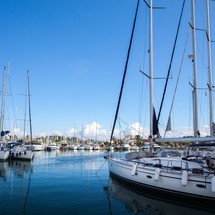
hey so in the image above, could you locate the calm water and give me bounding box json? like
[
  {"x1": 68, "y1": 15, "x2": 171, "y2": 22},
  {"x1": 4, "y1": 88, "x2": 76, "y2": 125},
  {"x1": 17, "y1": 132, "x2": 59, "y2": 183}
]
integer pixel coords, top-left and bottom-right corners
[{"x1": 0, "y1": 150, "x2": 214, "y2": 215}]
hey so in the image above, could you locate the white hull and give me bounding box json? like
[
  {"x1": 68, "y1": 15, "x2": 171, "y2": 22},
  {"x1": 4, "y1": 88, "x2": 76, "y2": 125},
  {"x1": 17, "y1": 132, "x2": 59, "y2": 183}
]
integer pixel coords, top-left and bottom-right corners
[
  {"x1": 47, "y1": 144, "x2": 59, "y2": 151},
  {"x1": 10, "y1": 146, "x2": 34, "y2": 161},
  {"x1": 0, "y1": 148, "x2": 9, "y2": 161},
  {"x1": 32, "y1": 143, "x2": 44, "y2": 151},
  {"x1": 77, "y1": 145, "x2": 85, "y2": 150},
  {"x1": 71, "y1": 145, "x2": 78, "y2": 150},
  {"x1": 122, "y1": 145, "x2": 130, "y2": 151},
  {"x1": 107, "y1": 156, "x2": 215, "y2": 204},
  {"x1": 93, "y1": 145, "x2": 100, "y2": 150},
  {"x1": 33, "y1": 145, "x2": 44, "y2": 151},
  {"x1": 49, "y1": 146, "x2": 59, "y2": 150},
  {"x1": 85, "y1": 145, "x2": 93, "y2": 150}
]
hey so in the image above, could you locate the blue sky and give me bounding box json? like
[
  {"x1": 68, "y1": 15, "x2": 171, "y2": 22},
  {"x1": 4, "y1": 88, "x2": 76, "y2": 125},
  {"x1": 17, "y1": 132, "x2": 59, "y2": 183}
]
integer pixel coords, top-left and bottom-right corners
[{"x1": 0, "y1": 0, "x2": 214, "y2": 141}]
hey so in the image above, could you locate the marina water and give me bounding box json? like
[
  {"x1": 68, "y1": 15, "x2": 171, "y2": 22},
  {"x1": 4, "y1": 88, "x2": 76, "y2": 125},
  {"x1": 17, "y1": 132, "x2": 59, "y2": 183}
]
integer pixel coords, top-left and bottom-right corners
[{"x1": 0, "y1": 150, "x2": 214, "y2": 215}]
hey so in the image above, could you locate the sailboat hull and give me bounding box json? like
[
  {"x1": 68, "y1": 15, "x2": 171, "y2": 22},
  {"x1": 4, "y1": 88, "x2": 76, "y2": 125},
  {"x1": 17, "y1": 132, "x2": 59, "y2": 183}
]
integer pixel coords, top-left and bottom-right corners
[
  {"x1": 0, "y1": 149, "x2": 9, "y2": 161},
  {"x1": 10, "y1": 146, "x2": 34, "y2": 161},
  {"x1": 107, "y1": 156, "x2": 215, "y2": 207}
]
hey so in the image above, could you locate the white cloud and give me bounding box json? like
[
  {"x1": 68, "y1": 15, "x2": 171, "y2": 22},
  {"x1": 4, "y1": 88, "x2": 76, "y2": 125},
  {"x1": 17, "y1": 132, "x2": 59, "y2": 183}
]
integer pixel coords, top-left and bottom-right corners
[
  {"x1": 66, "y1": 128, "x2": 78, "y2": 137},
  {"x1": 63, "y1": 122, "x2": 109, "y2": 141},
  {"x1": 111, "y1": 122, "x2": 147, "y2": 139},
  {"x1": 53, "y1": 130, "x2": 62, "y2": 136},
  {"x1": 82, "y1": 122, "x2": 108, "y2": 141},
  {"x1": 124, "y1": 122, "x2": 144, "y2": 136}
]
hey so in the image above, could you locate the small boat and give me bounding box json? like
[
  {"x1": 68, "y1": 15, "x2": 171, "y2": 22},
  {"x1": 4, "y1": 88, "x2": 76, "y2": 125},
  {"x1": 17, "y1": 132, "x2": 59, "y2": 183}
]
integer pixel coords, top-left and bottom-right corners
[
  {"x1": 77, "y1": 144, "x2": 85, "y2": 150},
  {"x1": 32, "y1": 141, "x2": 44, "y2": 151},
  {"x1": 130, "y1": 145, "x2": 139, "y2": 151},
  {"x1": 142, "y1": 142, "x2": 161, "y2": 151},
  {"x1": 93, "y1": 144, "x2": 100, "y2": 150},
  {"x1": 122, "y1": 143, "x2": 130, "y2": 151},
  {"x1": 47, "y1": 142, "x2": 59, "y2": 151},
  {"x1": 60, "y1": 142, "x2": 69, "y2": 150},
  {"x1": 85, "y1": 144, "x2": 93, "y2": 150},
  {"x1": 106, "y1": 145, "x2": 115, "y2": 151},
  {"x1": 70, "y1": 144, "x2": 78, "y2": 150}
]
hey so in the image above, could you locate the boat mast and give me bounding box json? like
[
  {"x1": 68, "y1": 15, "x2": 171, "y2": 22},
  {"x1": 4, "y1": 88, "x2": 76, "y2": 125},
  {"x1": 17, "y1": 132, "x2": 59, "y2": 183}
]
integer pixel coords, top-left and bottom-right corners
[
  {"x1": 0, "y1": 67, "x2": 8, "y2": 137},
  {"x1": 23, "y1": 72, "x2": 28, "y2": 140},
  {"x1": 149, "y1": 0, "x2": 154, "y2": 156},
  {"x1": 23, "y1": 71, "x2": 33, "y2": 144},
  {"x1": 191, "y1": 0, "x2": 199, "y2": 137},
  {"x1": 205, "y1": 0, "x2": 214, "y2": 136},
  {"x1": 27, "y1": 71, "x2": 33, "y2": 144},
  {"x1": 109, "y1": 0, "x2": 140, "y2": 145}
]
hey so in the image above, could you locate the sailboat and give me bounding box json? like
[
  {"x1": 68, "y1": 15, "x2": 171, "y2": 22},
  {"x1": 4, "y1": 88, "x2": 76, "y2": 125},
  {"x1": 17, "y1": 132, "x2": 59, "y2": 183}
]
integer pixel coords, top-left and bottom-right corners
[
  {"x1": 10, "y1": 71, "x2": 34, "y2": 161},
  {"x1": 105, "y1": 0, "x2": 215, "y2": 207},
  {"x1": 0, "y1": 66, "x2": 10, "y2": 161}
]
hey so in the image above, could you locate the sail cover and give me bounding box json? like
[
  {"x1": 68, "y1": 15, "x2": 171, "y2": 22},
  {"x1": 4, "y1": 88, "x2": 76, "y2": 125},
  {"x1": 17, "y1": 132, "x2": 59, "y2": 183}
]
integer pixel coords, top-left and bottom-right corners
[{"x1": 153, "y1": 108, "x2": 159, "y2": 135}]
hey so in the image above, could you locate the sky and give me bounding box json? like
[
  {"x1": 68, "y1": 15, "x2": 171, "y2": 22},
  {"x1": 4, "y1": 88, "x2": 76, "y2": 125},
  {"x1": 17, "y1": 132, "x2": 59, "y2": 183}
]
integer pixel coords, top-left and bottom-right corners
[{"x1": 0, "y1": 0, "x2": 214, "y2": 141}]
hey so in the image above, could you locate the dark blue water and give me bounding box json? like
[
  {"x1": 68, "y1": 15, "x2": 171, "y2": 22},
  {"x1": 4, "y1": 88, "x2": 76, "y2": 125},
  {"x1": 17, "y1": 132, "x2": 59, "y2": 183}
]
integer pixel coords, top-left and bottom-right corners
[{"x1": 0, "y1": 150, "x2": 214, "y2": 215}]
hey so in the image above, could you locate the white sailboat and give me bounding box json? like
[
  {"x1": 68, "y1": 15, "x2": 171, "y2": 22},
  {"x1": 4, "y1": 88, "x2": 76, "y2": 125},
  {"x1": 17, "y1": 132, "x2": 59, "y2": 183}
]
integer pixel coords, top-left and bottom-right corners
[
  {"x1": 10, "y1": 71, "x2": 34, "y2": 161},
  {"x1": 106, "y1": 0, "x2": 215, "y2": 207}
]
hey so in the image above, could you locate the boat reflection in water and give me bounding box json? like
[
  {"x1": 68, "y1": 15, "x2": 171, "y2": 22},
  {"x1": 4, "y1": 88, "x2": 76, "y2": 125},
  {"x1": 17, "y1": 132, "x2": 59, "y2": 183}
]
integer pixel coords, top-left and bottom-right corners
[
  {"x1": 105, "y1": 176, "x2": 215, "y2": 215},
  {"x1": 0, "y1": 160, "x2": 31, "y2": 181},
  {"x1": 0, "y1": 161, "x2": 9, "y2": 181},
  {"x1": 0, "y1": 160, "x2": 33, "y2": 215},
  {"x1": 9, "y1": 160, "x2": 33, "y2": 178},
  {"x1": 0, "y1": 159, "x2": 33, "y2": 183}
]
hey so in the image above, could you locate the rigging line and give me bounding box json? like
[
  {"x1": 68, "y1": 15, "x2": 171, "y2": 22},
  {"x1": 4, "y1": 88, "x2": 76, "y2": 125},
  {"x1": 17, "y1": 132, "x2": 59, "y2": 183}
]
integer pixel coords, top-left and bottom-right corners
[
  {"x1": 95, "y1": 159, "x2": 107, "y2": 175},
  {"x1": 164, "y1": 28, "x2": 190, "y2": 137},
  {"x1": 118, "y1": 119, "x2": 126, "y2": 138},
  {"x1": 118, "y1": 117, "x2": 144, "y2": 137},
  {"x1": 8, "y1": 71, "x2": 17, "y2": 130},
  {"x1": 139, "y1": 72, "x2": 145, "y2": 134},
  {"x1": 157, "y1": 0, "x2": 186, "y2": 124},
  {"x1": 109, "y1": 0, "x2": 140, "y2": 145}
]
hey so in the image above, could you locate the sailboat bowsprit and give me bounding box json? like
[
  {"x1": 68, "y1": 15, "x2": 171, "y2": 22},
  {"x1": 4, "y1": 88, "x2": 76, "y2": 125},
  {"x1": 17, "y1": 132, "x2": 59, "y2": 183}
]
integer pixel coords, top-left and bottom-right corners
[{"x1": 106, "y1": 0, "x2": 215, "y2": 208}]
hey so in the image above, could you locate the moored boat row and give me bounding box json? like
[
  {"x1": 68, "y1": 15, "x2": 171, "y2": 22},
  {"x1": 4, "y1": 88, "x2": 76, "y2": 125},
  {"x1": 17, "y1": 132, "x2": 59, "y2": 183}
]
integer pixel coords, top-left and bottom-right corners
[{"x1": 70, "y1": 144, "x2": 100, "y2": 151}]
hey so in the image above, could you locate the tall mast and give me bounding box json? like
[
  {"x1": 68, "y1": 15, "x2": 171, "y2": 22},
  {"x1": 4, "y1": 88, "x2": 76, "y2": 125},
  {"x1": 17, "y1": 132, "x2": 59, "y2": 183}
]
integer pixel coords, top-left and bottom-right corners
[
  {"x1": 23, "y1": 71, "x2": 28, "y2": 140},
  {"x1": 191, "y1": 0, "x2": 199, "y2": 136},
  {"x1": 27, "y1": 71, "x2": 33, "y2": 144},
  {"x1": 205, "y1": 0, "x2": 214, "y2": 136},
  {"x1": 149, "y1": 0, "x2": 154, "y2": 156},
  {"x1": 149, "y1": 0, "x2": 153, "y2": 138},
  {"x1": 0, "y1": 67, "x2": 8, "y2": 134},
  {"x1": 73, "y1": 122, "x2": 75, "y2": 144}
]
